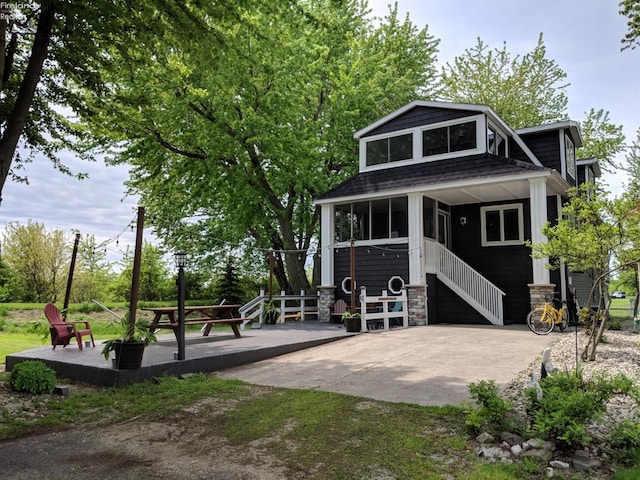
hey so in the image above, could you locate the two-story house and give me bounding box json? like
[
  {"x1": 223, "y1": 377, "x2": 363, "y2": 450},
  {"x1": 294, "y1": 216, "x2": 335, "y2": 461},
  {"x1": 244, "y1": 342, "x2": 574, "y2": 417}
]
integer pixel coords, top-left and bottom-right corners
[{"x1": 314, "y1": 100, "x2": 600, "y2": 327}]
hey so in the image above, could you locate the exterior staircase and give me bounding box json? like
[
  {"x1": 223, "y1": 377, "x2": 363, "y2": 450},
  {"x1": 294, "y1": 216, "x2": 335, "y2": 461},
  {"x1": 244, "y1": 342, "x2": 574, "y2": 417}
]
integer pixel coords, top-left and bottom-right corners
[{"x1": 425, "y1": 239, "x2": 505, "y2": 326}]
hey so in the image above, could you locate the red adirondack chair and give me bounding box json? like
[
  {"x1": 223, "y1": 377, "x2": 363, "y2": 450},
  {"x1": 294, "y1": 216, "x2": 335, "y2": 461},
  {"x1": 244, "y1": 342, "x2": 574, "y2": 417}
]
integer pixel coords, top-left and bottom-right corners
[
  {"x1": 330, "y1": 299, "x2": 348, "y2": 323},
  {"x1": 44, "y1": 303, "x2": 95, "y2": 351}
]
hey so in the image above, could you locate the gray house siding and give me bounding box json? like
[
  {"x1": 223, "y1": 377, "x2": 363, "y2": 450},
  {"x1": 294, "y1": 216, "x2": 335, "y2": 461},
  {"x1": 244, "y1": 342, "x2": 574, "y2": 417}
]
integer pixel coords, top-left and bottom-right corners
[
  {"x1": 450, "y1": 201, "x2": 532, "y2": 324},
  {"x1": 519, "y1": 131, "x2": 562, "y2": 173},
  {"x1": 364, "y1": 106, "x2": 476, "y2": 138},
  {"x1": 334, "y1": 245, "x2": 409, "y2": 305},
  {"x1": 427, "y1": 274, "x2": 490, "y2": 325}
]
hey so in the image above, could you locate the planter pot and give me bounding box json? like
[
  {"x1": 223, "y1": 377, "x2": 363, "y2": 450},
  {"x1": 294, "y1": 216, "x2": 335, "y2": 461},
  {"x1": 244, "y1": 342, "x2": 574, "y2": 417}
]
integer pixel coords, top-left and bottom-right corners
[
  {"x1": 112, "y1": 340, "x2": 146, "y2": 369},
  {"x1": 344, "y1": 316, "x2": 361, "y2": 332}
]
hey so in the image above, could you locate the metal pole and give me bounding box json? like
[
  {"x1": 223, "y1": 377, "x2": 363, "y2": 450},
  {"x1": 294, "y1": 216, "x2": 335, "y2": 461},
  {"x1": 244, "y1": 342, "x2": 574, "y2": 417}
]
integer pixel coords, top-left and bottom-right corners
[
  {"x1": 63, "y1": 232, "x2": 81, "y2": 320},
  {"x1": 177, "y1": 265, "x2": 186, "y2": 360}
]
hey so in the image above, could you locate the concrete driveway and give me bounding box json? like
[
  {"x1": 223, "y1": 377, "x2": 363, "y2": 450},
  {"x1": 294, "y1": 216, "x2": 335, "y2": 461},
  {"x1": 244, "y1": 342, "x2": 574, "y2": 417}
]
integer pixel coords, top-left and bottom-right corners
[{"x1": 217, "y1": 324, "x2": 558, "y2": 406}]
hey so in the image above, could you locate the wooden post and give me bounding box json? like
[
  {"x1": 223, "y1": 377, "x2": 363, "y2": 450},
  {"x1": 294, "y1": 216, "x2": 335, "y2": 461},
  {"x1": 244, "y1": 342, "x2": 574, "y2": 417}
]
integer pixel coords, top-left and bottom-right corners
[
  {"x1": 350, "y1": 238, "x2": 355, "y2": 313},
  {"x1": 62, "y1": 232, "x2": 81, "y2": 320},
  {"x1": 128, "y1": 206, "x2": 145, "y2": 329},
  {"x1": 268, "y1": 249, "x2": 274, "y2": 301}
]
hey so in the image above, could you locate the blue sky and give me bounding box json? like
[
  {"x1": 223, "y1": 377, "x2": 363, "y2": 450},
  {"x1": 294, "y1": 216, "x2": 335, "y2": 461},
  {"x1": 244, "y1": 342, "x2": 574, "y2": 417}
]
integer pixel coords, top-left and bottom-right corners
[{"x1": 0, "y1": 0, "x2": 638, "y2": 264}]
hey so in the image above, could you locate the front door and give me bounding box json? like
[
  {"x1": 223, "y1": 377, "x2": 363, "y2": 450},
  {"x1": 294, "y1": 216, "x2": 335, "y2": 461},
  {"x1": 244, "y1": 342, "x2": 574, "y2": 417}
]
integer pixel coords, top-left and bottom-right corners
[{"x1": 437, "y1": 210, "x2": 451, "y2": 249}]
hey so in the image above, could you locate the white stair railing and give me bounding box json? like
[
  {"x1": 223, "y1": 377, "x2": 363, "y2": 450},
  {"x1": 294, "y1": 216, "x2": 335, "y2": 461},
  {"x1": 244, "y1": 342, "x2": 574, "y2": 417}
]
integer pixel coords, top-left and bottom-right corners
[
  {"x1": 425, "y1": 239, "x2": 505, "y2": 326},
  {"x1": 239, "y1": 290, "x2": 319, "y2": 330}
]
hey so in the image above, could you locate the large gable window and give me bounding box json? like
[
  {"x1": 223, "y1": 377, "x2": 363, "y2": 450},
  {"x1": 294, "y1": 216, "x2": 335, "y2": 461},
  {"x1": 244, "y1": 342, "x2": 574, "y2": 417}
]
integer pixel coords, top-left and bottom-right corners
[
  {"x1": 366, "y1": 133, "x2": 413, "y2": 166},
  {"x1": 335, "y1": 197, "x2": 408, "y2": 242},
  {"x1": 481, "y1": 204, "x2": 524, "y2": 246},
  {"x1": 422, "y1": 120, "x2": 477, "y2": 157}
]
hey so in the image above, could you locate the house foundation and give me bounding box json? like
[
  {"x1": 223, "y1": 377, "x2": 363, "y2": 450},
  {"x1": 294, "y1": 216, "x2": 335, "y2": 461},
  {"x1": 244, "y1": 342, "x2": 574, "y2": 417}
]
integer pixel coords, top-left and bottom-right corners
[
  {"x1": 528, "y1": 283, "x2": 555, "y2": 310},
  {"x1": 407, "y1": 284, "x2": 427, "y2": 326}
]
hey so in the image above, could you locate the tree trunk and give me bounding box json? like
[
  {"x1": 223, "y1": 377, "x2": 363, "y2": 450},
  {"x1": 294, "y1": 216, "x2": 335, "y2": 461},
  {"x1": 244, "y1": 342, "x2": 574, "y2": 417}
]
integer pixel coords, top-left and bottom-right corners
[{"x1": 0, "y1": 2, "x2": 55, "y2": 200}]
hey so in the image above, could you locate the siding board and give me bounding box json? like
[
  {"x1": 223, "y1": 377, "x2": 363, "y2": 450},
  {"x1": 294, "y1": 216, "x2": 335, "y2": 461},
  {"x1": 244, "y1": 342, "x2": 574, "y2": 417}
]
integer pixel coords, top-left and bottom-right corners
[{"x1": 365, "y1": 107, "x2": 477, "y2": 137}]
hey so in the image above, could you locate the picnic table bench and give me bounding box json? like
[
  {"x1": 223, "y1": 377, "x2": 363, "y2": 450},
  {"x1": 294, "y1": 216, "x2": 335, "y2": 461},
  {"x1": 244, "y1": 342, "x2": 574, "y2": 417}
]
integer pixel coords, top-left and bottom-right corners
[{"x1": 142, "y1": 305, "x2": 245, "y2": 340}]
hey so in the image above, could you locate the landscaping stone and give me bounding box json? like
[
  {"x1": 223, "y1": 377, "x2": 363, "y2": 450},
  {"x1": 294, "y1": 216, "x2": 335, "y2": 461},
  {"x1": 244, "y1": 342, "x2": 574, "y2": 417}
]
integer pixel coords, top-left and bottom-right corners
[
  {"x1": 500, "y1": 431, "x2": 522, "y2": 446},
  {"x1": 572, "y1": 449, "x2": 602, "y2": 471},
  {"x1": 475, "y1": 432, "x2": 494, "y2": 444},
  {"x1": 549, "y1": 460, "x2": 570, "y2": 469}
]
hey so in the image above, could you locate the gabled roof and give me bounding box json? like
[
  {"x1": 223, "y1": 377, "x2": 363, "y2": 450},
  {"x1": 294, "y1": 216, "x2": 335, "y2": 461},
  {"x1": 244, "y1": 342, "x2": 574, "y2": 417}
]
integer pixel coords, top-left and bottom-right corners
[
  {"x1": 315, "y1": 153, "x2": 565, "y2": 204},
  {"x1": 577, "y1": 157, "x2": 602, "y2": 177},
  {"x1": 516, "y1": 120, "x2": 583, "y2": 148},
  {"x1": 353, "y1": 100, "x2": 543, "y2": 166}
]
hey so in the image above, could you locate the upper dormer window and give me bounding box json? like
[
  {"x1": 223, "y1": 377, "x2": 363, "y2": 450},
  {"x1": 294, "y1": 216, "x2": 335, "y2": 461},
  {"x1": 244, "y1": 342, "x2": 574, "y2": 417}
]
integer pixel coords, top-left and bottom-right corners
[
  {"x1": 422, "y1": 120, "x2": 476, "y2": 157},
  {"x1": 565, "y1": 134, "x2": 576, "y2": 180},
  {"x1": 487, "y1": 124, "x2": 506, "y2": 156},
  {"x1": 366, "y1": 133, "x2": 413, "y2": 166}
]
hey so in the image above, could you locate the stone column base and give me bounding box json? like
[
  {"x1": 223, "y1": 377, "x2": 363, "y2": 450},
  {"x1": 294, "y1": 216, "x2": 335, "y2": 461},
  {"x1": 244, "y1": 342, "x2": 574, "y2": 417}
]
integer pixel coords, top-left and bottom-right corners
[
  {"x1": 528, "y1": 283, "x2": 555, "y2": 311},
  {"x1": 406, "y1": 284, "x2": 427, "y2": 326},
  {"x1": 318, "y1": 286, "x2": 336, "y2": 323}
]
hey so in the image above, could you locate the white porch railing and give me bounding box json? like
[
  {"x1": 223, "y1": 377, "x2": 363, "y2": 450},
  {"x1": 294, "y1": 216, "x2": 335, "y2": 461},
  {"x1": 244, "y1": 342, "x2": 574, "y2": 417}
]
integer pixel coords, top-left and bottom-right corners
[
  {"x1": 358, "y1": 287, "x2": 408, "y2": 332},
  {"x1": 425, "y1": 239, "x2": 505, "y2": 326},
  {"x1": 239, "y1": 289, "x2": 319, "y2": 330}
]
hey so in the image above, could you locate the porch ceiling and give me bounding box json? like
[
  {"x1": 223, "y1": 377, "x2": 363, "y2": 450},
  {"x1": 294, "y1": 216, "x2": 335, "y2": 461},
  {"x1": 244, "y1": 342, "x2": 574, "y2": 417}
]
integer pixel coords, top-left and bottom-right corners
[{"x1": 421, "y1": 177, "x2": 534, "y2": 205}]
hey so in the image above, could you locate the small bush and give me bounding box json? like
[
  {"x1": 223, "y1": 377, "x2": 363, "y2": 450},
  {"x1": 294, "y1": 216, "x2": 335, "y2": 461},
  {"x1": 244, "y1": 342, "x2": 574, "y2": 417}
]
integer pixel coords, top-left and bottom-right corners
[
  {"x1": 525, "y1": 370, "x2": 633, "y2": 450},
  {"x1": 9, "y1": 360, "x2": 57, "y2": 394},
  {"x1": 611, "y1": 420, "x2": 640, "y2": 466},
  {"x1": 466, "y1": 380, "x2": 514, "y2": 434}
]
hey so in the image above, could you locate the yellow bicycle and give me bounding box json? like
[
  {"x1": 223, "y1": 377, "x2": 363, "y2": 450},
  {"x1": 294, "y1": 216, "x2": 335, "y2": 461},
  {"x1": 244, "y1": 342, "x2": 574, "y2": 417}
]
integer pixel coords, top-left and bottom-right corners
[{"x1": 526, "y1": 295, "x2": 569, "y2": 335}]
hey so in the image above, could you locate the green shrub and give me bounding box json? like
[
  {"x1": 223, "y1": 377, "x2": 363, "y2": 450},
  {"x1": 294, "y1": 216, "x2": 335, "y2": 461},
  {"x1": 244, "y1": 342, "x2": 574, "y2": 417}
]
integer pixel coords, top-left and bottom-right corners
[
  {"x1": 9, "y1": 360, "x2": 57, "y2": 394},
  {"x1": 525, "y1": 370, "x2": 634, "y2": 450},
  {"x1": 466, "y1": 380, "x2": 514, "y2": 434},
  {"x1": 611, "y1": 420, "x2": 640, "y2": 466}
]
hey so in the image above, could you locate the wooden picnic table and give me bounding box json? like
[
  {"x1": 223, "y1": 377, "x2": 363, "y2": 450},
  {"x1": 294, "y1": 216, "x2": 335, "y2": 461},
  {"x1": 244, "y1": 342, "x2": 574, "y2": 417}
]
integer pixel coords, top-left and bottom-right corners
[{"x1": 142, "y1": 304, "x2": 244, "y2": 340}]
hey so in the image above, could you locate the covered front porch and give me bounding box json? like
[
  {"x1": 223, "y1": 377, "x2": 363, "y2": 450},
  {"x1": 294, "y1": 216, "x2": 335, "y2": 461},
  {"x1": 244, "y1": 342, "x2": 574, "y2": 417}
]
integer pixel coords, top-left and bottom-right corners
[{"x1": 317, "y1": 158, "x2": 570, "y2": 327}]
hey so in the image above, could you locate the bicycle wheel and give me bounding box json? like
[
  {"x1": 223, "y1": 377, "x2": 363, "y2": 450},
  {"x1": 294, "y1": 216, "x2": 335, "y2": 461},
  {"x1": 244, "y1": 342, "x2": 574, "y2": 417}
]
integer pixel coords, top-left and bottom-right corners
[
  {"x1": 558, "y1": 307, "x2": 569, "y2": 332},
  {"x1": 527, "y1": 309, "x2": 555, "y2": 335}
]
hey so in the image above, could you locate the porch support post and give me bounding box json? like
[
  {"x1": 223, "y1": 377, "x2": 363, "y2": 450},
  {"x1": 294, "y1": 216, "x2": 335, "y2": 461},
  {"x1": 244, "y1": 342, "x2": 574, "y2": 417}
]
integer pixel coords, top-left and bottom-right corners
[
  {"x1": 407, "y1": 193, "x2": 423, "y2": 285},
  {"x1": 318, "y1": 203, "x2": 336, "y2": 322},
  {"x1": 529, "y1": 177, "x2": 550, "y2": 284},
  {"x1": 407, "y1": 193, "x2": 427, "y2": 325},
  {"x1": 320, "y1": 204, "x2": 334, "y2": 286}
]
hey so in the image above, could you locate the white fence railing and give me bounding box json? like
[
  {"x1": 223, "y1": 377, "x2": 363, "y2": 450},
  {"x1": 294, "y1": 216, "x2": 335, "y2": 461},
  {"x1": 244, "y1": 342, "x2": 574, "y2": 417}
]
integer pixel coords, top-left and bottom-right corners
[
  {"x1": 425, "y1": 239, "x2": 505, "y2": 326},
  {"x1": 238, "y1": 289, "x2": 319, "y2": 330},
  {"x1": 358, "y1": 287, "x2": 408, "y2": 332}
]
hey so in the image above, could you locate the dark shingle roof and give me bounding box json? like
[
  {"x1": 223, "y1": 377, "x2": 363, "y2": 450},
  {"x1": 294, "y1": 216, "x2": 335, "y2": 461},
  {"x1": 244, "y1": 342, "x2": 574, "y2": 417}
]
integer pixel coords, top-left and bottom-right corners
[{"x1": 316, "y1": 153, "x2": 549, "y2": 201}]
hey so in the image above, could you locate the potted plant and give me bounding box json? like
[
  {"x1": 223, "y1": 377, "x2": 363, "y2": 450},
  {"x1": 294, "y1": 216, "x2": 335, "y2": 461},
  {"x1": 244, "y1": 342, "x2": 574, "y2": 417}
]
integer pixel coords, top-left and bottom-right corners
[
  {"x1": 342, "y1": 311, "x2": 361, "y2": 332},
  {"x1": 101, "y1": 314, "x2": 157, "y2": 369},
  {"x1": 262, "y1": 300, "x2": 279, "y2": 325}
]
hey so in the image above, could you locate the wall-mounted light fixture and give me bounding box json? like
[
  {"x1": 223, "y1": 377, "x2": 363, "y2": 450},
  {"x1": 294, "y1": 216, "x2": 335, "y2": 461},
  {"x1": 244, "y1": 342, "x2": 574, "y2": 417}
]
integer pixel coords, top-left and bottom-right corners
[{"x1": 459, "y1": 217, "x2": 467, "y2": 227}]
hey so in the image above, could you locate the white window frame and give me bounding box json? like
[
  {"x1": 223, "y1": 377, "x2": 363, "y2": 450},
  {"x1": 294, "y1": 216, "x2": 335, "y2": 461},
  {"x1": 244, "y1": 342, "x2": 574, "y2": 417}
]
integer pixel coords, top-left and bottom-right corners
[
  {"x1": 565, "y1": 133, "x2": 576, "y2": 180},
  {"x1": 420, "y1": 114, "x2": 484, "y2": 161},
  {"x1": 480, "y1": 203, "x2": 525, "y2": 246},
  {"x1": 487, "y1": 121, "x2": 508, "y2": 157}
]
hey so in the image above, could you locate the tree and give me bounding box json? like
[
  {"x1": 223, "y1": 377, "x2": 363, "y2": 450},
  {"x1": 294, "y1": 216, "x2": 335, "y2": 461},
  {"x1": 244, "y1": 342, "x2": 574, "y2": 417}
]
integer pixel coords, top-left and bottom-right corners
[
  {"x1": 440, "y1": 34, "x2": 569, "y2": 129},
  {"x1": 620, "y1": 0, "x2": 640, "y2": 50},
  {"x1": 578, "y1": 108, "x2": 626, "y2": 173},
  {"x1": 531, "y1": 184, "x2": 640, "y2": 361},
  {"x1": 75, "y1": 1, "x2": 440, "y2": 294},
  {"x1": 210, "y1": 261, "x2": 247, "y2": 306},
  {"x1": 1, "y1": 220, "x2": 69, "y2": 301},
  {"x1": 70, "y1": 234, "x2": 115, "y2": 303},
  {"x1": 111, "y1": 242, "x2": 172, "y2": 302},
  {"x1": 0, "y1": 1, "x2": 293, "y2": 201}
]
